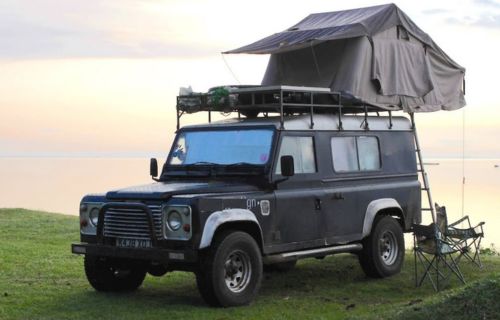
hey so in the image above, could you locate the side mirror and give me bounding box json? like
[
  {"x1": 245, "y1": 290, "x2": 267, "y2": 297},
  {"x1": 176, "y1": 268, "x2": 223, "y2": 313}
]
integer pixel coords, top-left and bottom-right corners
[
  {"x1": 280, "y1": 155, "x2": 295, "y2": 177},
  {"x1": 150, "y1": 158, "x2": 158, "y2": 178}
]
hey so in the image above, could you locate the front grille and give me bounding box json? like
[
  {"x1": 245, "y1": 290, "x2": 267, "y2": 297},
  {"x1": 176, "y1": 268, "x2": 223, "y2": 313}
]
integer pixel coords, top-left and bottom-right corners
[{"x1": 103, "y1": 204, "x2": 162, "y2": 240}]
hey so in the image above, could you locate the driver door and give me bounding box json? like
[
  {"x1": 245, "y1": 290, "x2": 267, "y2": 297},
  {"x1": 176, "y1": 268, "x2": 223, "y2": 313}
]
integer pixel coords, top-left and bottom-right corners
[{"x1": 272, "y1": 133, "x2": 324, "y2": 251}]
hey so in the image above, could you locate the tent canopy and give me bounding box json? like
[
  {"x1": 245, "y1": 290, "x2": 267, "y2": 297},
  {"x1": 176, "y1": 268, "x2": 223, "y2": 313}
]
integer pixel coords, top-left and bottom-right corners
[{"x1": 225, "y1": 3, "x2": 466, "y2": 112}]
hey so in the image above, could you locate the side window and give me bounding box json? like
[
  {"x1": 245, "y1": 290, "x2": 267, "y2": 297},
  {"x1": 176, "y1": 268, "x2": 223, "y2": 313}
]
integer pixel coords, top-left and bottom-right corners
[
  {"x1": 331, "y1": 137, "x2": 358, "y2": 171},
  {"x1": 331, "y1": 136, "x2": 380, "y2": 172},
  {"x1": 276, "y1": 136, "x2": 316, "y2": 174},
  {"x1": 358, "y1": 136, "x2": 380, "y2": 170}
]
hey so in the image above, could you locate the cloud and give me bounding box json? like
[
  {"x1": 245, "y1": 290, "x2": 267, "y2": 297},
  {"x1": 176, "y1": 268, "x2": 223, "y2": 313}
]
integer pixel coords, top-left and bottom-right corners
[
  {"x1": 0, "y1": 0, "x2": 220, "y2": 60},
  {"x1": 473, "y1": 0, "x2": 500, "y2": 9},
  {"x1": 446, "y1": 12, "x2": 500, "y2": 29},
  {"x1": 421, "y1": 8, "x2": 450, "y2": 15}
]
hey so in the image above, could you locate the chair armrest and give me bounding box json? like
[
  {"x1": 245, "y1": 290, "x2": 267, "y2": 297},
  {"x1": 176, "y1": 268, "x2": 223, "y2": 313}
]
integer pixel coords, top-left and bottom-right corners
[
  {"x1": 412, "y1": 224, "x2": 436, "y2": 239},
  {"x1": 448, "y1": 215, "x2": 470, "y2": 227},
  {"x1": 474, "y1": 222, "x2": 485, "y2": 235}
]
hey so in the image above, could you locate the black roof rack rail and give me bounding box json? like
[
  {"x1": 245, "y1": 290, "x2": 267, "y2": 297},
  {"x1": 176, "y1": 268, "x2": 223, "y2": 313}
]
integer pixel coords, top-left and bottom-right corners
[{"x1": 175, "y1": 85, "x2": 396, "y2": 130}]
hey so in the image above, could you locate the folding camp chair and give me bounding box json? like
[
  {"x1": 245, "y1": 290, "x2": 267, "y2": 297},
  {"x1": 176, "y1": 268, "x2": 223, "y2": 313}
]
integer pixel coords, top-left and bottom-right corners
[
  {"x1": 436, "y1": 204, "x2": 485, "y2": 268},
  {"x1": 413, "y1": 211, "x2": 466, "y2": 291}
]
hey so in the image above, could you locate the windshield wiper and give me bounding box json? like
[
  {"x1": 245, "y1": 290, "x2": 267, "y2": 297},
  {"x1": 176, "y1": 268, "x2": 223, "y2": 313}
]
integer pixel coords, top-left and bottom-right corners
[
  {"x1": 225, "y1": 162, "x2": 264, "y2": 169},
  {"x1": 184, "y1": 161, "x2": 219, "y2": 169},
  {"x1": 221, "y1": 162, "x2": 266, "y2": 175}
]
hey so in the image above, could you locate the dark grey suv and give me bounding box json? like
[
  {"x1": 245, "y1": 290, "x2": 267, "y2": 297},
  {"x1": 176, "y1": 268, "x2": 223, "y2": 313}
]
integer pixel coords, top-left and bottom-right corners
[{"x1": 72, "y1": 86, "x2": 421, "y2": 307}]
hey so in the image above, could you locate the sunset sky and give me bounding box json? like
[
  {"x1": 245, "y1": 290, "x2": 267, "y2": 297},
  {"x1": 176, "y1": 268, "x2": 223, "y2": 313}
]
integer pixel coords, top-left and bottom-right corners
[{"x1": 1, "y1": 0, "x2": 500, "y2": 159}]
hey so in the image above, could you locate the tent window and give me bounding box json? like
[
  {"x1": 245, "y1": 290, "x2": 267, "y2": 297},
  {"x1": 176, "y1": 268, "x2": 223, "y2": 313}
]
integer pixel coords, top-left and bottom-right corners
[{"x1": 398, "y1": 26, "x2": 410, "y2": 41}]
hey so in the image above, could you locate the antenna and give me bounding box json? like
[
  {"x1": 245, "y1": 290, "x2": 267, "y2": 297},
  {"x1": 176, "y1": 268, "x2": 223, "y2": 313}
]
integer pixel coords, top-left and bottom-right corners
[
  {"x1": 461, "y1": 108, "x2": 466, "y2": 219},
  {"x1": 221, "y1": 53, "x2": 241, "y2": 84}
]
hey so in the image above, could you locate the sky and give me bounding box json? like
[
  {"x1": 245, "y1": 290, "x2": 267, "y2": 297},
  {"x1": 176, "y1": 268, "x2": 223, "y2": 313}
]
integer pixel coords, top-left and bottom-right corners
[{"x1": 1, "y1": 0, "x2": 500, "y2": 158}]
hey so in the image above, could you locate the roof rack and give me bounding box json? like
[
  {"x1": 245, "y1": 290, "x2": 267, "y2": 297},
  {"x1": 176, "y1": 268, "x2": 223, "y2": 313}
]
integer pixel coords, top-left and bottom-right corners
[{"x1": 175, "y1": 85, "x2": 394, "y2": 130}]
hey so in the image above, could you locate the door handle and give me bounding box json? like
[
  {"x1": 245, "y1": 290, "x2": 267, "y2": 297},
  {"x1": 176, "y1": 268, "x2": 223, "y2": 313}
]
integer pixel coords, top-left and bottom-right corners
[
  {"x1": 332, "y1": 192, "x2": 344, "y2": 200},
  {"x1": 315, "y1": 198, "x2": 322, "y2": 210}
]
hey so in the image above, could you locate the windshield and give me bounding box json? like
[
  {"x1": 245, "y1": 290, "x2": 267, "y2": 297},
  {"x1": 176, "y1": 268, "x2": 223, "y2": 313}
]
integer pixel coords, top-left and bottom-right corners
[{"x1": 168, "y1": 129, "x2": 274, "y2": 166}]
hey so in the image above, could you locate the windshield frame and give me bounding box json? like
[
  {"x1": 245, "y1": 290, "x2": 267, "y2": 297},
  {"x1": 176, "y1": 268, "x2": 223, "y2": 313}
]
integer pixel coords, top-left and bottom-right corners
[{"x1": 163, "y1": 125, "x2": 277, "y2": 176}]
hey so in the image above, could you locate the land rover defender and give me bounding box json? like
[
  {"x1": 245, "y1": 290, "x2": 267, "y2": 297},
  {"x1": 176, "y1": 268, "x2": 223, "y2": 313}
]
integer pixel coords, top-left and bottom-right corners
[{"x1": 72, "y1": 86, "x2": 421, "y2": 307}]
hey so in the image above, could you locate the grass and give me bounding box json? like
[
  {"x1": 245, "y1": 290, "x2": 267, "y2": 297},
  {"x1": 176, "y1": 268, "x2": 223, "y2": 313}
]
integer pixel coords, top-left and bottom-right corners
[{"x1": 0, "y1": 208, "x2": 499, "y2": 320}]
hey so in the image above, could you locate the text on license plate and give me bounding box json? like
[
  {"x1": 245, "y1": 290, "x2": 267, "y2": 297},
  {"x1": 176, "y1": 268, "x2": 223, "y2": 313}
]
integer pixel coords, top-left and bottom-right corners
[{"x1": 116, "y1": 238, "x2": 152, "y2": 248}]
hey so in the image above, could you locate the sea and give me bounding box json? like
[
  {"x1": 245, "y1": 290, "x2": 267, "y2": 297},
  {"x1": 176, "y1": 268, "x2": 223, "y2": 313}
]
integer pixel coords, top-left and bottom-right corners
[{"x1": 1, "y1": 157, "x2": 498, "y2": 247}]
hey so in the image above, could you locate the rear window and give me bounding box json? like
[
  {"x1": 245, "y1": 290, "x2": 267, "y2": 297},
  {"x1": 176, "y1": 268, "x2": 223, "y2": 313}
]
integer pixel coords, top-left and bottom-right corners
[{"x1": 331, "y1": 136, "x2": 380, "y2": 172}]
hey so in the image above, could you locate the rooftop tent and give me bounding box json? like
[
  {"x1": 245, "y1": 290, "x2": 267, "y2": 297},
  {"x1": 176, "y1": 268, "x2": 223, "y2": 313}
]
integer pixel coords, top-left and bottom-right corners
[{"x1": 224, "y1": 3, "x2": 466, "y2": 112}]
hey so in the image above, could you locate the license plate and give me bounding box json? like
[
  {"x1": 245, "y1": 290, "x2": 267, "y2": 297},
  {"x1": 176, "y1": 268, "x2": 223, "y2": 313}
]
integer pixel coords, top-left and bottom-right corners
[{"x1": 116, "y1": 238, "x2": 152, "y2": 248}]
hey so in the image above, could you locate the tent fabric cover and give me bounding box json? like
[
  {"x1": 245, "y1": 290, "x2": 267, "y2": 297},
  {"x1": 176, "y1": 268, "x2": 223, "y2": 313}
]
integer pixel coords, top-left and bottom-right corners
[{"x1": 225, "y1": 4, "x2": 465, "y2": 112}]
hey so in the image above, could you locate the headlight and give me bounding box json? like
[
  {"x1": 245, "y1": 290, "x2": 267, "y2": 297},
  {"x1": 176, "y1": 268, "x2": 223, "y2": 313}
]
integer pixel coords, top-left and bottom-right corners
[
  {"x1": 163, "y1": 205, "x2": 192, "y2": 240},
  {"x1": 167, "y1": 210, "x2": 182, "y2": 231},
  {"x1": 79, "y1": 202, "x2": 104, "y2": 235},
  {"x1": 89, "y1": 208, "x2": 100, "y2": 226}
]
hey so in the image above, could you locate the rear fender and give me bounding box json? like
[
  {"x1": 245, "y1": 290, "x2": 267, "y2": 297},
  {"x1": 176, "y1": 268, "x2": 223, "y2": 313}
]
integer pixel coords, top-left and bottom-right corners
[{"x1": 362, "y1": 198, "x2": 402, "y2": 238}]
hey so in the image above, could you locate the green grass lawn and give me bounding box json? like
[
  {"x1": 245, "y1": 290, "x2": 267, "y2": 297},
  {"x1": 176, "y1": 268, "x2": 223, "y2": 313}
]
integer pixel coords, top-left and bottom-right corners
[{"x1": 0, "y1": 208, "x2": 499, "y2": 320}]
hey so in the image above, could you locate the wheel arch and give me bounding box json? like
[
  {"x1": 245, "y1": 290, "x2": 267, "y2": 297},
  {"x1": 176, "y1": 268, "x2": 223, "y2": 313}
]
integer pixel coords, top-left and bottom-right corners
[
  {"x1": 199, "y1": 209, "x2": 263, "y2": 251},
  {"x1": 362, "y1": 198, "x2": 404, "y2": 238}
]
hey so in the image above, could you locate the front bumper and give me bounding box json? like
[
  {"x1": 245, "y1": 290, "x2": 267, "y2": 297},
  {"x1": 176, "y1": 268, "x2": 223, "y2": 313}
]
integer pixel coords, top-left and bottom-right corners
[
  {"x1": 71, "y1": 243, "x2": 198, "y2": 263},
  {"x1": 73, "y1": 202, "x2": 198, "y2": 264}
]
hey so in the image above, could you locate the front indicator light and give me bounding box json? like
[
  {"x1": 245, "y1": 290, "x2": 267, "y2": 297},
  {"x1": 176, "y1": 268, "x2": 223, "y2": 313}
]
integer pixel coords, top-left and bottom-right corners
[
  {"x1": 80, "y1": 219, "x2": 88, "y2": 228},
  {"x1": 183, "y1": 224, "x2": 191, "y2": 232}
]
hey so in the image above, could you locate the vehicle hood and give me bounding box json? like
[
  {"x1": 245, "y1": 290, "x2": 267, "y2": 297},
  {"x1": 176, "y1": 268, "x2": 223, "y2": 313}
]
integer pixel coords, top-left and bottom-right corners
[{"x1": 106, "y1": 180, "x2": 259, "y2": 200}]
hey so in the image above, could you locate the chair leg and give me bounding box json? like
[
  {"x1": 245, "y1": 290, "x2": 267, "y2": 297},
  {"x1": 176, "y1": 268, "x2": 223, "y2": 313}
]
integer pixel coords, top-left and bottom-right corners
[
  {"x1": 436, "y1": 255, "x2": 439, "y2": 291},
  {"x1": 416, "y1": 252, "x2": 438, "y2": 291},
  {"x1": 414, "y1": 238, "x2": 418, "y2": 288},
  {"x1": 443, "y1": 253, "x2": 466, "y2": 285},
  {"x1": 472, "y1": 237, "x2": 483, "y2": 268}
]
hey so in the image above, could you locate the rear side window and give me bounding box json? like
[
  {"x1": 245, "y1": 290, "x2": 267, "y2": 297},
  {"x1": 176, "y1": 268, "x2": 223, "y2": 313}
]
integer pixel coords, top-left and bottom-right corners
[
  {"x1": 276, "y1": 136, "x2": 316, "y2": 174},
  {"x1": 331, "y1": 136, "x2": 380, "y2": 172}
]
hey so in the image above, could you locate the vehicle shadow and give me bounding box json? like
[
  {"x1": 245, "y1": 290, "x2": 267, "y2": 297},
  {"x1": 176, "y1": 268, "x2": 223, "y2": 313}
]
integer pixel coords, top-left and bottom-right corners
[{"x1": 39, "y1": 254, "x2": 406, "y2": 317}]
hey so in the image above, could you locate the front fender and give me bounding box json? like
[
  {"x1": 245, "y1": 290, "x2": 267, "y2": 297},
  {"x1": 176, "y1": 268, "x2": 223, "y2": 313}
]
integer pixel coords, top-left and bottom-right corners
[{"x1": 199, "y1": 209, "x2": 262, "y2": 249}]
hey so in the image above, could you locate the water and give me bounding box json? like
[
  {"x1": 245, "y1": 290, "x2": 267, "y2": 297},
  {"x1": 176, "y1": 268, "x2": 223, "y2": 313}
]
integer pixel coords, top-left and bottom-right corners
[{"x1": 1, "y1": 157, "x2": 498, "y2": 246}]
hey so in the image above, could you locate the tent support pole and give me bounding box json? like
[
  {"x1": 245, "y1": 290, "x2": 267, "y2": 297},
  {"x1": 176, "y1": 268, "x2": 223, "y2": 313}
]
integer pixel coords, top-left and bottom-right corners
[
  {"x1": 366, "y1": 106, "x2": 369, "y2": 130},
  {"x1": 310, "y1": 93, "x2": 315, "y2": 129},
  {"x1": 279, "y1": 90, "x2": 284, "y2": 129},
  {"x1": 338, "y1": 93, "x2": 343, "y2": 130}
]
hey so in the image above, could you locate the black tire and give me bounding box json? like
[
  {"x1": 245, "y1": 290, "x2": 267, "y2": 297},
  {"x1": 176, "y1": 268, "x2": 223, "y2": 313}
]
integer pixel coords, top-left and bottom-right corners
[
  {"x1": 358, "y1": 215, "x2": 404, "y2": 278},
  {"x1": 196, "y1": 230, "x2": 263, "y2": 307},
  {"x1": 84, "y1": 255, "x2": 147, "y2": 292},
  {"x1": 264, "y1": 260, "x2": 297, "y2": 273}
]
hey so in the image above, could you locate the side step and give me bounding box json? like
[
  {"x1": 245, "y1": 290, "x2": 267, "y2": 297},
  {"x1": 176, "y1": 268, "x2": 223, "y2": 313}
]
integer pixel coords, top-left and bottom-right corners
[{"x1": 263, "y1": 243, "x2": 363, "y2": 264}]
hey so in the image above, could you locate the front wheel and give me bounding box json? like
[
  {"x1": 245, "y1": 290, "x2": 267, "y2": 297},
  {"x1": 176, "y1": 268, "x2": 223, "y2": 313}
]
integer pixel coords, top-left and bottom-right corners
[
  {"x1": 196, "y1": 231, "x2": 263, "y2": 307},
  {"x1": 358, "y1": 215, "x2": 404, "y2": 278},
  {"x1": 84, "y1": 255, "x2": 147, "y2": 292}
]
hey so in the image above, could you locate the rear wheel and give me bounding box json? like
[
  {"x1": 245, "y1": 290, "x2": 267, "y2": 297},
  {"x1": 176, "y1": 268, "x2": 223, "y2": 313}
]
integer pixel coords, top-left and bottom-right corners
[
  {"x1": 84, "y1": 255, "x2": 147, "y2": 292},
  {"x1": 196, "y1": 230, "x2": 263, "y2": 307},
  {"x1": 358, "y1": 216, "x2": 404, "y2": 278}
]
